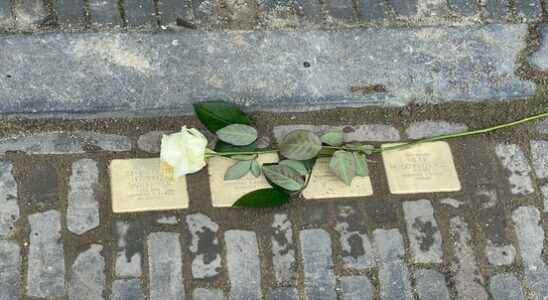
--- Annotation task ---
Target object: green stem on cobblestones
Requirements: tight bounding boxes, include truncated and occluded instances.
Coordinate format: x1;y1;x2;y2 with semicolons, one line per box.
208;111;548;158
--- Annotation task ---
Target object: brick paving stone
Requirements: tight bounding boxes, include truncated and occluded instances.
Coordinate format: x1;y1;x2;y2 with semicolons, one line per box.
357;0;386;21
485;0;509;20
335;206;376;270
387;0;417;17
26;162;58;210
485;240;516;266
192;0;216;21
495;144;534;195
516;0;542;21
225;230;262;299
402;200;443;264
295;0;321;18
272;213;296;284
373;229;412;300
67;159;100;235
89;0;121;26
27;210;66;298
185;213;221;279
55;0;86;25
0;131;131;154
447;0;478;16
449;216;489;300
300;229;337;300
417;0;449;17
156;214;178;224
0;0;13;30
0;26;535;115
326;0;354;19
542;185;548;212
158;0;190;25
14;0;49;30
535;120;548;134
123;0;156;27
270;287;298;300
273;124;400;144
193;288;224;300
68;245;105;300
489;273;525;300
0;240;20;300
415;269;450;300
512;206;548;299
0;161;18;238
340;276;374;300
531;140;548;179
137;130;169;153
147;232;184;300
112;279;145;300
531;25;548;70
405;120;468;139
115;221;142;277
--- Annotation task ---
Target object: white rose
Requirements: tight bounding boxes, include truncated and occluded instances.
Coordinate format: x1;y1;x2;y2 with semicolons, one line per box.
161;127;209;177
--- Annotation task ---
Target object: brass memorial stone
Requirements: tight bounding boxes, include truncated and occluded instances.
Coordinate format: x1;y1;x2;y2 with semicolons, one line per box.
208;153;279;207
382;141;461;194
303;157;374;199
110;158;189;213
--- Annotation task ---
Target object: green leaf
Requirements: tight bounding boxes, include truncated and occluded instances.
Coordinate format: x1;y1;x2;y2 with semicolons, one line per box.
251;160;261;177
232;154;258;161
347;143;375;155
353;152;369;177
279;130;322;160
320;130;344;146
193;101;251;133
262;165;305;191
224;160;252;180
214;141;256;154
233;188;290;208
216;124;258;146
329;150;356;186
279;160;309;176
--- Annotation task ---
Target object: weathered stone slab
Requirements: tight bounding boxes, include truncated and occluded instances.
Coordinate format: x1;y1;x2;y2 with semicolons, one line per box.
295;0;321;18
415;269;450;300
512;206;548;299
449;216;488;300
0;161;18;238
485;0;509;20
335;206;376;270
270;287;298;300
326;0;354;19
27;210;66;298
405;120;467;139
193;288;224;300
357;0;386;21
67;159;100;235
225;230;262;299
123;0;156;27
0;25;534;117
13;0;48;31
147;232;184;300
542;185;548;213
0;240;20;300
447;0;478;16
68;245;105;300
489;273;525;300
402;200;443;264
495;144;534;195
114;220;142;277
56;0;86;25
89;0;121;26
417;0;448;17
531;140;548;179
0;131;131;154
340;276;374;300
373;229;412;300
516;0;542;21
158;0;190;25
272;213;296;284
300;229;337;299
0;0;13;30
387;0;417;16
185;213;221;279
535;120;548;134
112;279;144;300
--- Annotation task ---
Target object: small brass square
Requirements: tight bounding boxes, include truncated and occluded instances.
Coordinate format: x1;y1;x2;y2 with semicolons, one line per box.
110;158;189;213
382;141;461;194
302;157;373;199
208;153;279;207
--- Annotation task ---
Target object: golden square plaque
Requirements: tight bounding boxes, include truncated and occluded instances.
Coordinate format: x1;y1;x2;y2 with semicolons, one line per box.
110;158;189;213
208;153;279;207
302;157;373;199
382;141;461;194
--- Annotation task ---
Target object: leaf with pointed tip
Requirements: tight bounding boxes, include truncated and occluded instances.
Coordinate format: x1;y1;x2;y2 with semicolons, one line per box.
279;160;309;176
233;188;290;208
321;130;344;146
224;160;252;180
262;165;305;191
279;130;322;160
217;124;258;146
251;160;261;177
214;140;257;154
353;152;369;177
329;150;356;185
193;101;251;132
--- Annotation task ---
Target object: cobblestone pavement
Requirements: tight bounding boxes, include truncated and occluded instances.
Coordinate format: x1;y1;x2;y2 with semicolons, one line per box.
0;102;545;299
